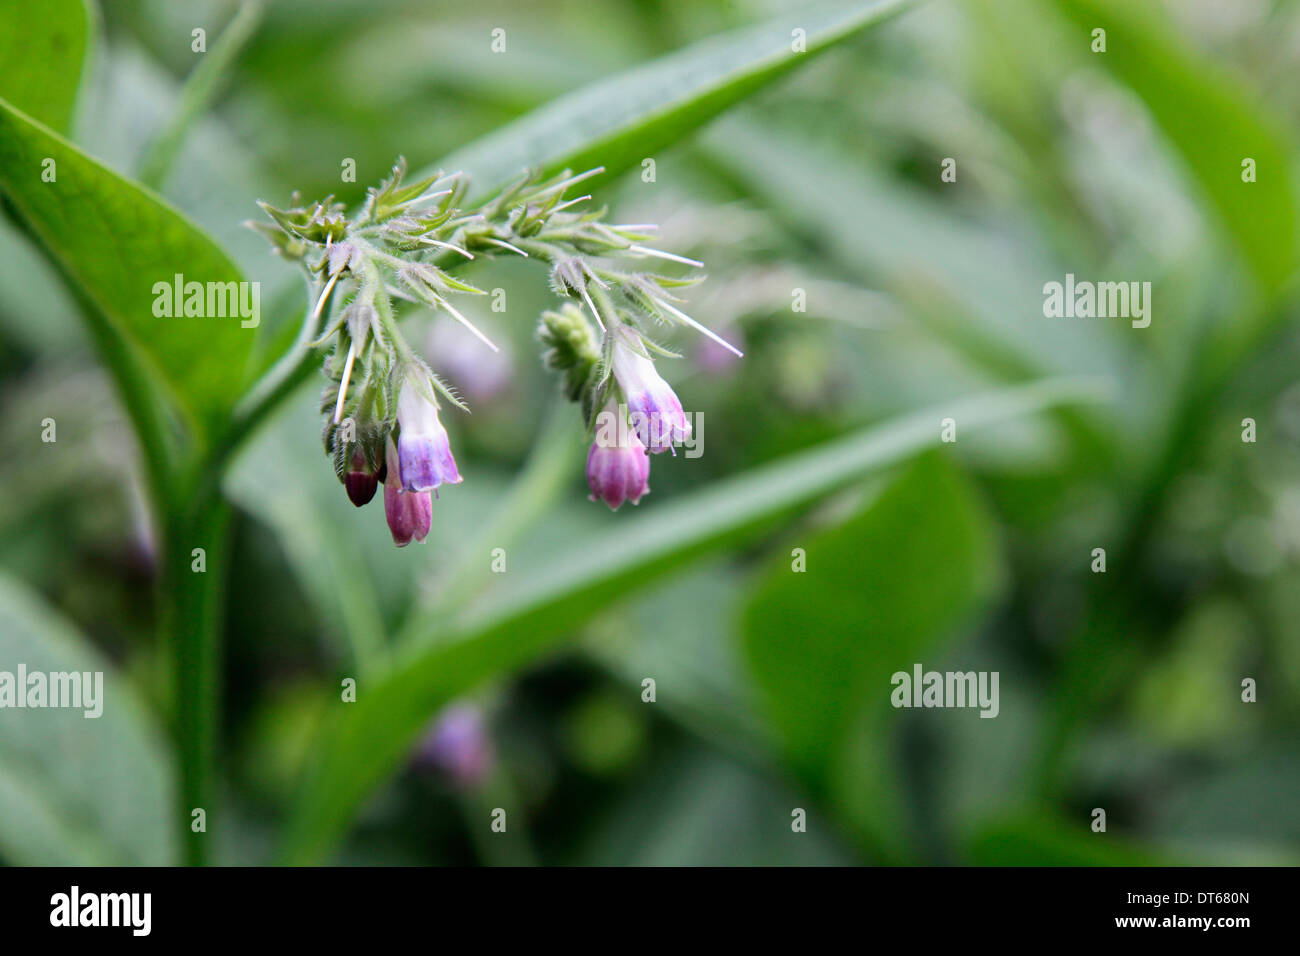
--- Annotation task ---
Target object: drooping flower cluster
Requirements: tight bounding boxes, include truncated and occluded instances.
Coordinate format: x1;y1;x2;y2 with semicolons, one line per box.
253;159;740;546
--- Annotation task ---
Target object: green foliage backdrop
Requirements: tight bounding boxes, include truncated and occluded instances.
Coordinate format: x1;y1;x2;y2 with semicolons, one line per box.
0;0;1296;866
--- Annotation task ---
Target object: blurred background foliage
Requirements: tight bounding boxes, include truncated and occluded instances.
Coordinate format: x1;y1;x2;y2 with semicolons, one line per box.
1;0;1298;865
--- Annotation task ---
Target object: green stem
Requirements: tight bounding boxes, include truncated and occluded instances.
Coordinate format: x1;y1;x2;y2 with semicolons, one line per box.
161;475;232;866
137;0;264;189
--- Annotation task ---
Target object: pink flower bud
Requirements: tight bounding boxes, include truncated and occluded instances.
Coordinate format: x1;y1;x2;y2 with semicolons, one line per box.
384;438;432;546
586;428;650;511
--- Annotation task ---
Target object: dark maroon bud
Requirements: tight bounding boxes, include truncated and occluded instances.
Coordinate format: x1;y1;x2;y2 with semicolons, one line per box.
344;448;379;507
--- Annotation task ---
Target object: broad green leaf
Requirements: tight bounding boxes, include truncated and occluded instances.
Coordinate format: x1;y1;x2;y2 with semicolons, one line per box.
280;377;1104;863
0;99;255;441
1055;0;1299;298
0;0;91;133
742;454;999;862
75;43;301;372
0;573;176;865
424;0;914;196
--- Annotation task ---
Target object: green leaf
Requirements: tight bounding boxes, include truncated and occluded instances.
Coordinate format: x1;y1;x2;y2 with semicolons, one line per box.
1056;0;1299;297
0;0;92;133
967;812;1181;866
0;99;255;443
280;377;1104;863
741;454;999;862
0;573;176;865
588;560;771;761
424;0;914;197
706;116;1127;387
1146;746;1300;863
573;747;857;866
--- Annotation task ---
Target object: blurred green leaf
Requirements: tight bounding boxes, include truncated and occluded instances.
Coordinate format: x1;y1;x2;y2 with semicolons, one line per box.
742;454;999;861
0;573;176;865
589;560;771;762
425;0;913;197
968;812;1179;866
1056;0;1299;299
573;747;856;866
280;377;1103;863
0;0;91;133
707;116;1129;389
0;99;255;442
1148;746;1300;863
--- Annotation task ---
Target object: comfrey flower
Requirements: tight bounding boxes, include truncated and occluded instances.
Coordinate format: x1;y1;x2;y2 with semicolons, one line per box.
255;161;741;542
610;327;690;453
394;372;462;492
587;405;651;510
383;436;432;546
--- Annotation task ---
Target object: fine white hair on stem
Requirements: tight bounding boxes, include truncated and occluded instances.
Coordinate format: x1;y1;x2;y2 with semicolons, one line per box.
414;235;474;259
312;269;342;322
581;286;606;332
627;244;704;269
483;237;529;257
333;337;358;423
436;296;500;353
656;298;743;357
405;187;453;208
539;167;605;197
550;195;591;214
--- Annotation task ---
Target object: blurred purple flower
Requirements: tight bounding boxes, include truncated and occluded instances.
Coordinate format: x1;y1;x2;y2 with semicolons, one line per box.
413;703;495;788
426;318;514;404
696;323;746;375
